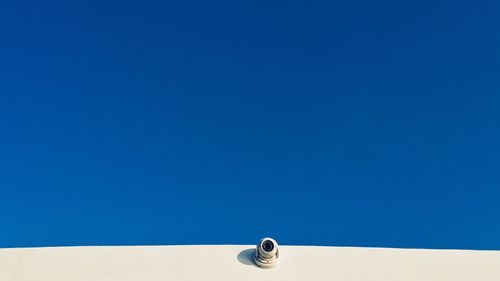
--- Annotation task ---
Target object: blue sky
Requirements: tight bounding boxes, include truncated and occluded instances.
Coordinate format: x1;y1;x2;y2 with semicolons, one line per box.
0;0;499;249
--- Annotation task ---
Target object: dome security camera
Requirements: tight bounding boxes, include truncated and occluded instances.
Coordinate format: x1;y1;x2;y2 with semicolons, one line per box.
254;238;279;268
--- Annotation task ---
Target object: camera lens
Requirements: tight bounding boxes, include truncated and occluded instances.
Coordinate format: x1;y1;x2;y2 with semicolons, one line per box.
262;240;274;252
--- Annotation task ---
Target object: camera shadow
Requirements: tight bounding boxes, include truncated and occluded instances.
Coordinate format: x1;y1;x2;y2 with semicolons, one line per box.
237;248;256;266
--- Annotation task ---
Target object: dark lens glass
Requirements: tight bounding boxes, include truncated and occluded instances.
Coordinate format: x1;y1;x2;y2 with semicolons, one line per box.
262;240;274;252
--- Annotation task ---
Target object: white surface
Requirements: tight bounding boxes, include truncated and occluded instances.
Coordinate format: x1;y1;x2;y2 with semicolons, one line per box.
0;245;499;280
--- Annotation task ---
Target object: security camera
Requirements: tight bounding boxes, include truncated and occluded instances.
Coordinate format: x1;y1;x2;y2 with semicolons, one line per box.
254;237;279;268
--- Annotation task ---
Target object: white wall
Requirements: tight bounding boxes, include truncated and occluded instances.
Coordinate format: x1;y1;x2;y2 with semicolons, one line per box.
1;245;499;280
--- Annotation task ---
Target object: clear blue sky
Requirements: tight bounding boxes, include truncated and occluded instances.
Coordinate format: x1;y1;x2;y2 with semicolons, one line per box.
1;0;499;249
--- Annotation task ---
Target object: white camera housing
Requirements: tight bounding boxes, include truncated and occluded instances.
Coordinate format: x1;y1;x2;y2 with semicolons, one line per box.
254;238;279;268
